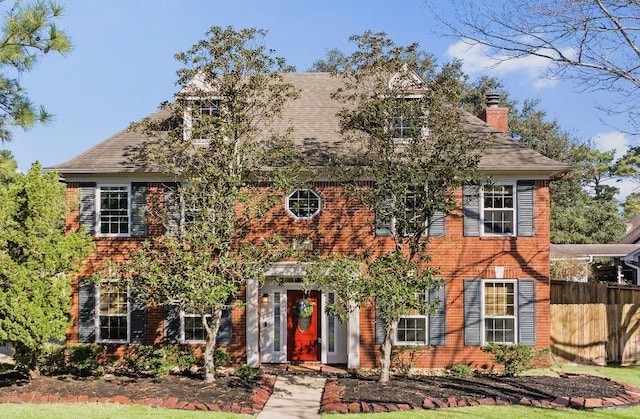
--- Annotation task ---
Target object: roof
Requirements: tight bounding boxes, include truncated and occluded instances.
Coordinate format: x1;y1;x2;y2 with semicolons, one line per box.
50;72;572;175
551;243;640;260
619;214;640;244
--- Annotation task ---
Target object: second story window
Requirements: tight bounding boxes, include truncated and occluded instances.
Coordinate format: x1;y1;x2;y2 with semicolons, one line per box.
98;185;129;236
287;189;321;220
483;184;515;235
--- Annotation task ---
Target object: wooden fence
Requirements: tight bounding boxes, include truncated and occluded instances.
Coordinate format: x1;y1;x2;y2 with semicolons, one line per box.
550;280;640;365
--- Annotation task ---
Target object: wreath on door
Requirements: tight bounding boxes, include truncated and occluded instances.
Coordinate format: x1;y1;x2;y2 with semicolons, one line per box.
294;298;314;319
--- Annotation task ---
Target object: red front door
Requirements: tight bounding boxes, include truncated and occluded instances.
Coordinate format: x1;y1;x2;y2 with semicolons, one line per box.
287;290;319;361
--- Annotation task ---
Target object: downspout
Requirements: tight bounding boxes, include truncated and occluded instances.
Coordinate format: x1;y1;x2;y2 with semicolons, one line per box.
622;257;640;286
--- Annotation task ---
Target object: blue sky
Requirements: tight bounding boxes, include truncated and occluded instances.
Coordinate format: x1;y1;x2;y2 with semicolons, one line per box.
4;0;635;198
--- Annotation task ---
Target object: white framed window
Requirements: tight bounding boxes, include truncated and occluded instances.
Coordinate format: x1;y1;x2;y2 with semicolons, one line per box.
96;280;129;343
391;97;429;143
394;292;428;345
286;189;321;220
482;184;515;235
482;280;517;344
181;307;210;343
97;185;130;236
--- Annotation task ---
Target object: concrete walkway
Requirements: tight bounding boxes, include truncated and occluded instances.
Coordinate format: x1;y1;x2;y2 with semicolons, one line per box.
258;375;326;419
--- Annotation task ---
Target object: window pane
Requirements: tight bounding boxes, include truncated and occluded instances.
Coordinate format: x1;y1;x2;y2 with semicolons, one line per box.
396;317;426;343
483;184;514;235
273;292;281;352
287;189;321;219
484;282;516;344
98;283;128;341
100;186;129;235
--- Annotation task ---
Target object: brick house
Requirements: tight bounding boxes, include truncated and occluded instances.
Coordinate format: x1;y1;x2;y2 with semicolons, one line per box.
51;72;571;369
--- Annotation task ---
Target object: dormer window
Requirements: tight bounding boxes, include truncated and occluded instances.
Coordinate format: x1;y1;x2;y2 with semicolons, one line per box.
392;97;428;143
184;99;221;144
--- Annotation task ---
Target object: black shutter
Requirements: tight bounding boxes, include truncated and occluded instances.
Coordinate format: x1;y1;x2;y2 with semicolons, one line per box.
464;279;482;345
428;284;446;346
463;185;481;236
79;183;96;235
517;181;535;237
216;305;232;345
130;183;148;237
78;282;96;343
375;298;385;345
130;298;147;344
163;305;180;344
518;279;536;345
164;183;181;236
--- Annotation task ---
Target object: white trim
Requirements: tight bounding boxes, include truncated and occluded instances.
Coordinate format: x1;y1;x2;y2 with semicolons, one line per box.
246;278;260;368
480;182;517;237
481;279;518;345
96;184;131;237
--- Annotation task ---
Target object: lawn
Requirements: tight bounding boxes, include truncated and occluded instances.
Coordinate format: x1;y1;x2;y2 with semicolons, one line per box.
0;403;249;418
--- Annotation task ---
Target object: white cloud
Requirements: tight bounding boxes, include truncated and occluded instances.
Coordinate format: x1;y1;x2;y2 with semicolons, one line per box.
445;40;571;89
594;131;630;160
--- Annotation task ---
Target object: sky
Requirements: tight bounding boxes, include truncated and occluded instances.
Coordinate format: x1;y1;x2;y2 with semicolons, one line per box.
4;0;637;201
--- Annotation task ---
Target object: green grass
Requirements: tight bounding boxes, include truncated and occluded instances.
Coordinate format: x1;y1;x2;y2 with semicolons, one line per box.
322;365;640;418
0;403;250;418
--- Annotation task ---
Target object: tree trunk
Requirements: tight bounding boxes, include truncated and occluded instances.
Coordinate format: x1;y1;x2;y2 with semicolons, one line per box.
203;309;222;383
379;321;396;383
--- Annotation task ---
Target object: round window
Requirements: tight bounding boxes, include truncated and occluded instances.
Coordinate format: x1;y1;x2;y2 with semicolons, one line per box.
287;189;321;219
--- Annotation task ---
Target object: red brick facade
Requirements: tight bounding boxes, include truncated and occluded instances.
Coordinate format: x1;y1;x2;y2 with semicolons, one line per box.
65;179;552;369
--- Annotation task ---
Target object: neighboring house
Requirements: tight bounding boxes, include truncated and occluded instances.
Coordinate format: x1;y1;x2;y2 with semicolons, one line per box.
51;72;571;370
550;244;640;283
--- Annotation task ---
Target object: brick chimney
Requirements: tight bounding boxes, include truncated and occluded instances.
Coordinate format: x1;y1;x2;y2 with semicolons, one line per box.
481;93;509;135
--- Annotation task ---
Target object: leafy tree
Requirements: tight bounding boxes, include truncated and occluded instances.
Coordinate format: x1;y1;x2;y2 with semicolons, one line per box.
623;192;640;219
0;163;94;373
430;0;640;132
108;26;300;383
0;1;71;142
306;31;484;383
0;148;17;182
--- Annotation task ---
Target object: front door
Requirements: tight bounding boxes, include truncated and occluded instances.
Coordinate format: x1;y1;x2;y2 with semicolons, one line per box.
287;290;319;361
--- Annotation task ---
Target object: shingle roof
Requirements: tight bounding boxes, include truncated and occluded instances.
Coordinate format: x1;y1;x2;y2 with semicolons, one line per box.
550;243;640;260
50;72;572;175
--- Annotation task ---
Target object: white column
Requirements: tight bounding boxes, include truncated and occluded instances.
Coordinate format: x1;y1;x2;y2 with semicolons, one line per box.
347;302;360;369
246;277;260;368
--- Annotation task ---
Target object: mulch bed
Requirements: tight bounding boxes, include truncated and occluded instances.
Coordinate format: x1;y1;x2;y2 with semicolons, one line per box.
0;370;274;413
321;373;640;413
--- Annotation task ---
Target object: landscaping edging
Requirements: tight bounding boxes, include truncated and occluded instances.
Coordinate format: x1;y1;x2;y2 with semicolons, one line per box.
0;374;275;413
320;377;640;413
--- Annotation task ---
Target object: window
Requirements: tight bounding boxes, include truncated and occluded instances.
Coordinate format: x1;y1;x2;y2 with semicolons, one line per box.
391;98;428;142
182;307;209;343
395;292;428;345
483;185;515;235
98;185;129;235
286;189;321;219
376;191;445;237
273;292;281;352
197;100;220;117
97;281;129;342
483;281;516;344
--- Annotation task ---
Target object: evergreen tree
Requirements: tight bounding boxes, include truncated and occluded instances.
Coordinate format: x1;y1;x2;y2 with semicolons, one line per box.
0;163;94;372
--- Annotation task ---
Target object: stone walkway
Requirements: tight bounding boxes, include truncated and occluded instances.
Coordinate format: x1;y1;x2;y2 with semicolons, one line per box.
258;375;325;418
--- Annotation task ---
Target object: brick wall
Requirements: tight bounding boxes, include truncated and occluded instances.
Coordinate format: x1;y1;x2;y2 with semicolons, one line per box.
65;180;552;369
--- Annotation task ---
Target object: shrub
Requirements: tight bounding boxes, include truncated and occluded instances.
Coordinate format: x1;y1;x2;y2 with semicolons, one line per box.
214;347;229;370
119;345;197;377
482;343;548;377
391;346;420;377
37;343;67;374
235;364;256;380
448;364;473;377
67;344;104;375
